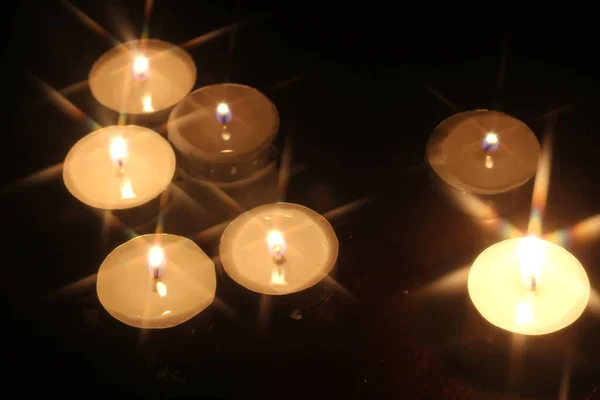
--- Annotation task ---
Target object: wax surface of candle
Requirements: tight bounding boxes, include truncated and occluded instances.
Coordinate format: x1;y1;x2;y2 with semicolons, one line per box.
468;237;590;335
97;234;216;329
168;83;279;162
63;125;175;210
220;202;338;295
89;39;196;114
427;110;540;194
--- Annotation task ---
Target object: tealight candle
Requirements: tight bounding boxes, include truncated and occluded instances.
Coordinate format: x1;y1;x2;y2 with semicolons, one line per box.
219;202;339;295
168;83;279;182
63;125;175;210
468;236;590;335
89;39;196;114
97;233;216;329
426;110;541;217
427;110;541;194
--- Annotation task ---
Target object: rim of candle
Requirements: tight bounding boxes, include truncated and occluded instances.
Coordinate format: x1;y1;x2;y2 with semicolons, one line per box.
426;110;541;195
62;125;176;210
168;83;280;163
468;237;591;335
97;233;216;329
177;159;277;189
89;38;196;114
219;202;339;295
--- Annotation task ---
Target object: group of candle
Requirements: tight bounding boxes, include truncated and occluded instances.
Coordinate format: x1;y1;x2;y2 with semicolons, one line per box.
63;39;338;329
60;39;591;335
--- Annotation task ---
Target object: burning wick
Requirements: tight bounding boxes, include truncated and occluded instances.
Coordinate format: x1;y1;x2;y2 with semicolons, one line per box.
148;245;167;296
482;132;499;152
530;275;537;292
216;102;232;125
133;55;150;80
267;230;286;264
518;236;544;295
110;136;127;177
216;102;232;141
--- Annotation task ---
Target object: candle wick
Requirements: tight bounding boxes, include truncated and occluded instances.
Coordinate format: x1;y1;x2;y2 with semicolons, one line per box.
272;244;286;265
530;275;537;292
116;160;125;177
151;268;163;294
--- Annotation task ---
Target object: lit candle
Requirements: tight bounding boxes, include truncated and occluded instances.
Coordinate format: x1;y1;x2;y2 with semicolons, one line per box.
63;125;175;209
427;110;540;195
97;233;216;329
89;39;196;114
168;83;279;181
219;202;339;295
467;236;590;335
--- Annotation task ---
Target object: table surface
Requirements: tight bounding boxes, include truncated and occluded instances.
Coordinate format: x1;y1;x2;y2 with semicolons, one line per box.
4;2;600;399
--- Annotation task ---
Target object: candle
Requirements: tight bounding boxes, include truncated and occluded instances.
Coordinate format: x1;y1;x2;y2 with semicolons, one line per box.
89;39;196;114
219;202;339;295
97;233;216;328
167;83;279;182
467;236;590;335
427;110;540;195
63;125;175;209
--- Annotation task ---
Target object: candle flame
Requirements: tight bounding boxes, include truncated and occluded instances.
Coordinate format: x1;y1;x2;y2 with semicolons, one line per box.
110;136;127;166
485;132;498;145
216;102;232;125
133;55;149;78
517;236;545;290
516;298;534;324
217;102;230;116
483;132;500;152
148;245;165;268
142;94;154;112
119;179;136;199
267;230;286;258
485;155;494;169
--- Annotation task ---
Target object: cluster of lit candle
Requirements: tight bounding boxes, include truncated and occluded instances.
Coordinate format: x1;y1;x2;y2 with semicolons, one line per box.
62;39;338;329
427;110;590;335
59;38;592;336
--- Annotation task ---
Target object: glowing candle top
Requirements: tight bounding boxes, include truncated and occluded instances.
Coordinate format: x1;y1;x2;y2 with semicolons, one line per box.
97;234;216;329
468;237;590;335
219;202;338;295
168;83;279;162
89;39;196;114
427;110;540;195
63;125;175;210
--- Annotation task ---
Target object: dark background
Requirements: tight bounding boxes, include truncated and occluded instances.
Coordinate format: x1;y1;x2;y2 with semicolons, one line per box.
2;2;599;399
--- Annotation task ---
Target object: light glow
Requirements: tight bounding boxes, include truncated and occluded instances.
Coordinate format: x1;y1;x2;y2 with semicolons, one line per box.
133;55;149;78
109;136;127;166
142;94;154;112
266;230;286;259
517;236;545;290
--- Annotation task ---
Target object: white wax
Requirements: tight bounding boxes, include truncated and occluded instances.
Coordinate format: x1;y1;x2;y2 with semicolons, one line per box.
219;203;339;295
97;234;216;329
468;238;590;335
427;110;540;194
63;125;175;210
89;39;196;114
168;83;279;162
